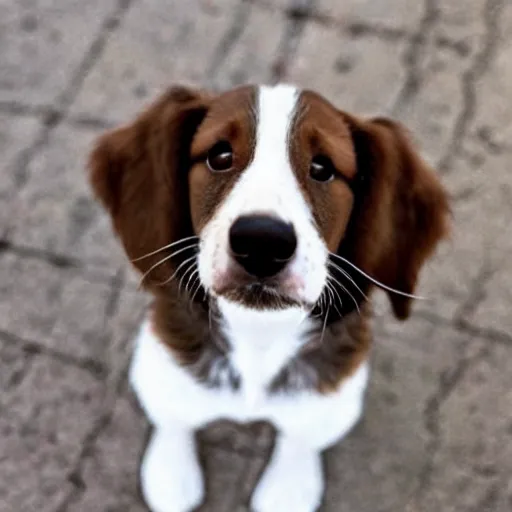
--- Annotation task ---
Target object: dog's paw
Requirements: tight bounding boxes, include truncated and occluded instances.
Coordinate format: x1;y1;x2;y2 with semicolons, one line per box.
251;437;323;512
141;429;204;512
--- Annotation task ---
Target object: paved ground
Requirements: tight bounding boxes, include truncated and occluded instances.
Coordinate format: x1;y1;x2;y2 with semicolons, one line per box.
1;0;512;510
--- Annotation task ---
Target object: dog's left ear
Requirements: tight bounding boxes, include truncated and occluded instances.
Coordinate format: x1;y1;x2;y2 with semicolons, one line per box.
88;86;210;286
343;116;451;319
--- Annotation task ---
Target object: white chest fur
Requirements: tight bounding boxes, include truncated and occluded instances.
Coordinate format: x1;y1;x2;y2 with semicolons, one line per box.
218;299;312;405
129;306;368;450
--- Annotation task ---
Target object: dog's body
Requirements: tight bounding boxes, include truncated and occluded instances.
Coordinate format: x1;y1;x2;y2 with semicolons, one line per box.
131;309;368;511
89;85;449;512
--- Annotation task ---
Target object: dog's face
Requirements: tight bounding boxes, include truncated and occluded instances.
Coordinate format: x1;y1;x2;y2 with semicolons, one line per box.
89;85;449;319
190;86;357;310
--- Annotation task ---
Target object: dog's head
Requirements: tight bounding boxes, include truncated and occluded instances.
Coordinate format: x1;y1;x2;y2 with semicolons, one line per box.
89;85;449;319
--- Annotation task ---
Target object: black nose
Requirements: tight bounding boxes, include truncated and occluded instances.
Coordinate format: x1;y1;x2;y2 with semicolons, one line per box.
229;215;297;278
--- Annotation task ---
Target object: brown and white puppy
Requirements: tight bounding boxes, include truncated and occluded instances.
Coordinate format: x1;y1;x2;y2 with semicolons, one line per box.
89;84;449;512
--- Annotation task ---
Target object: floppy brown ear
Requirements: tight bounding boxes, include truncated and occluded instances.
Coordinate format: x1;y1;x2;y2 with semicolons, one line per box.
344;116;450;319
88;86;210;286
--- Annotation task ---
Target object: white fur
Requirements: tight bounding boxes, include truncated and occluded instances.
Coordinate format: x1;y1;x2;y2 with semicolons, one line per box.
141;427;204;512
130;318;369;512
217;298;310;406
198;85;328;306
130;85;369;512
252;434;324;512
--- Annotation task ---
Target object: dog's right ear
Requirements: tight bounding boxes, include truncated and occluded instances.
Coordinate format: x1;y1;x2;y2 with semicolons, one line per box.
88;86;210;285
342;115;450;319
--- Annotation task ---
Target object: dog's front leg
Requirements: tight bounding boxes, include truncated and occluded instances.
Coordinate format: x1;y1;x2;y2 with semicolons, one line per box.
251;434;324;512
140;424;204;512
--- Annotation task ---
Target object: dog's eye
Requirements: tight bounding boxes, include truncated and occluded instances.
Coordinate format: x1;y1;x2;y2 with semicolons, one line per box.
310;155;335;183
207;141;233;172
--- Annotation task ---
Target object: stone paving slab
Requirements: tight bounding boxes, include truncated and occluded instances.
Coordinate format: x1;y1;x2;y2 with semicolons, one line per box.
313;0;423;31
0;0;118;107
286;24;408;117
0;333;105;512
410;341;512;511
105;288;151;380
208;3;286;91
320;317;469;511
69;0;237;123
435;0;489;54
63;391;150;512
0;252;114;361
8;124;126;277
69;0;286;124
0;114;42;235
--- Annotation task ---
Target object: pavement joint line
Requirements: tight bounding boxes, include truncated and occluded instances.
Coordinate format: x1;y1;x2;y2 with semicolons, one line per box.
469;481;501;512
207;0;252;85
54;405;118;512
55;0;137;113
3;348;37;392
268;0;316;82
455;318;512;346
7;0;136;193
105;269;126;319
252;0;483;61
391;0;440;118
0;101;59;119
454;259;496;323
0;329;107;379
53;302;148;512
0;103;117;132
438;0;505;174
247;0;473;86
64;114;117;131
254;0;410;39
0;240;124;283
414;309;512;346
405;340;485;509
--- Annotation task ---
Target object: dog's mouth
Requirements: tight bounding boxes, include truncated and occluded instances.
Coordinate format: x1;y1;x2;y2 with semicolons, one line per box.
215;280;303;310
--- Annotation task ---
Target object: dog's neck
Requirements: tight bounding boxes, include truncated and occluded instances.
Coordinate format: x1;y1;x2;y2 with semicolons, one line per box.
216;298;313;403
150;285;372;395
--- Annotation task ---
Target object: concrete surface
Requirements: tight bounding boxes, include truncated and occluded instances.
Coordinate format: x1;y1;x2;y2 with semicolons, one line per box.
1;0;511;510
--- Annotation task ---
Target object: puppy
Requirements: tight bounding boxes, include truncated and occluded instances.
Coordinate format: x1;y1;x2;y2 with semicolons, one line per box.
89;84;449;512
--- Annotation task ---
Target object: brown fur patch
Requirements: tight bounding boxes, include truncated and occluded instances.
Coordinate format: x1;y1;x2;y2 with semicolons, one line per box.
338;115;450;319
89;86;210;286
289;90;358;253
189;86;258;232
271;304;372;394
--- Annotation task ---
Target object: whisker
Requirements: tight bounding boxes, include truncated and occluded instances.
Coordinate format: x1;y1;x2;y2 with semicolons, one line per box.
329;252;428;300
185;270;199;307
326;277;345;314
161;254;197;288
138;244;198;287
328;273;360;315
131;235;199;262
177;258;198;294
328;260;370;302
325;280;344;318
185;267;199;295
320;288;328;312
190;273;204;304
312;291;326;319
319;292;330;345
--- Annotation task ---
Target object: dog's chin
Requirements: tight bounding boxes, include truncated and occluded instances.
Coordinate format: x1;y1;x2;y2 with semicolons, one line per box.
216;282;303;311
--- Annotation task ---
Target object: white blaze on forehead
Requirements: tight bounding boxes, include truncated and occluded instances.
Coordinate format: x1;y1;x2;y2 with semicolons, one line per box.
223;84;305;220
